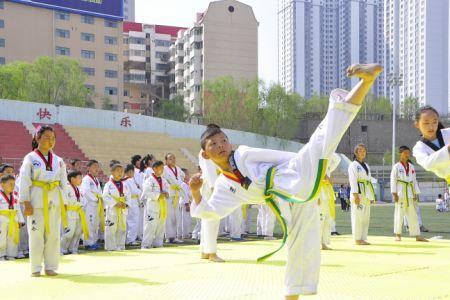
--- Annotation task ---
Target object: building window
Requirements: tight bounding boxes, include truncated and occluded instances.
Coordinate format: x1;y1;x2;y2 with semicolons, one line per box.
193;41;203;49
129;37;145;44
155;63;166;71
104;53;118;61
155;39;171;47
83;67;95;76
361;125;368;133
155;51;168;60
55;28;70;38
55;11;70;21
104;36;117;45
0;38;4;47
55;46;70;56
105;70;118;78
124;90;129;96
81;50;95;59
0;57;4;65
0;20;4;28
104;87;118;95
85;84;95;92
0;1;4;9
81;15;94;24
130;49;145;56
104;20;118;28
81;32;95;42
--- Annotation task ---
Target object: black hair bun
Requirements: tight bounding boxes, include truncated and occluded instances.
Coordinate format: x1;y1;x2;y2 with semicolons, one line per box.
206;123;221;129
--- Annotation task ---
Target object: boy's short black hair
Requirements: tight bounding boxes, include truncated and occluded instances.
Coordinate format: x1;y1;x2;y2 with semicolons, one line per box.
131;155;141;166
67;170;82;182
0;164;14;173
152;160;164;169
181;168;188;173
398;145;410;153
200;124;227;150
124;164;135;173
0;174;15;184
110;163;123;172
86;159;99;167
109;160;121;168
70;158;81;166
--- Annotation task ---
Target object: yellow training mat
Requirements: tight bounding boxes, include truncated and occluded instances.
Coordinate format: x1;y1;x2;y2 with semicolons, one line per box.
1;235;450;299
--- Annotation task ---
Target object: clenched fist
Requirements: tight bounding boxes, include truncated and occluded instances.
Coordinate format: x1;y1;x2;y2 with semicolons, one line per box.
189;173;204;193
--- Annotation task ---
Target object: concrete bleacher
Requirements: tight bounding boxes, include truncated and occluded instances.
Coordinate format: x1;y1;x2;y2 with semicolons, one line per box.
63;125;200;175
0;120;33;170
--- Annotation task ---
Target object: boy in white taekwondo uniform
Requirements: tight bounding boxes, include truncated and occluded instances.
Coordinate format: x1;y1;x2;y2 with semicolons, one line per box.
180;168;193;239
197;152;225;262
190;64;383;299
348;144;375;245
103;164;130;251
123;164;142;245
318;153;341;250
390;146;428;242
19;126;69;277
81;160;103;250
413;106;450;192
141;161;169;248
163;154;185;243
61;171;89;254
0;174;25;260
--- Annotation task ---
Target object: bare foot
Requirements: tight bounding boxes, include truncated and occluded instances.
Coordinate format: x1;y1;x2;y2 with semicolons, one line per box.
31;272;41;277
395;235;401;241
416;236;429;242
200;253;209;259
356;240;371;245
346;63;383;82
321;244;332;250
285;295;299;300
208;253;225;263
44;270;58;276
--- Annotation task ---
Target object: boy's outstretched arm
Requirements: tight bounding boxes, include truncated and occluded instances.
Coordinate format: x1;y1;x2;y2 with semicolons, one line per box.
345;63;383;106
189;173;203;205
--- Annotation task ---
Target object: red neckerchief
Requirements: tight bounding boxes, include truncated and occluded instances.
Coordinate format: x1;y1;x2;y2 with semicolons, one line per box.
0;190;14;209
168;166;178;180
152;174;163;192
110;178;124;196
401;161;410;176
221;171;241;184
88;174;99;187
34;149;53;171
71;184;81;202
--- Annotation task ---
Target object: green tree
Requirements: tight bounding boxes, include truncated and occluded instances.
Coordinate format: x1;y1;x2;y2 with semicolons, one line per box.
400;96;419;120
0;56;91;107
203;76;261;132
156;95;188;122
0;61;31;100
259;84;303;139
101;95;113;110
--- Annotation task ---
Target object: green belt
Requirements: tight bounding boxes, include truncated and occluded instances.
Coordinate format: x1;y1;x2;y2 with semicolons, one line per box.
257;159;328;263
397;180;415;207
357;179;376;203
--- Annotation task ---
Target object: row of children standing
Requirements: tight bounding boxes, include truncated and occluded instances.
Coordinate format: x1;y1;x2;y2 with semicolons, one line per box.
0;125;193;276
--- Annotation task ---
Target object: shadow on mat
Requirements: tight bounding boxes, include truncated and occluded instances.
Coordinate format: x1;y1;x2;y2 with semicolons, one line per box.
332;248;433;255
50;274;164;286
370;243;447;249
226;259;345;269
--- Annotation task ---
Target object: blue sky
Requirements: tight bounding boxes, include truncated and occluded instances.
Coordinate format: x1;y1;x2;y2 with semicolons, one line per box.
136;0;278;85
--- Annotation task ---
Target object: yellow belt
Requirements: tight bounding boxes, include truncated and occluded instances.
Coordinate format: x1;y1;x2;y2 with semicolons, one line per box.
357;179;376;203
111;196;126;231
131;195;139;199
170;184;181;208
158;195;167;220
397;180;415;207
93;193;105;232
242;204;248;220
0;210;19;244
31;180;68;234
447;177;450;191
66;205;90;240
322;181;336;219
